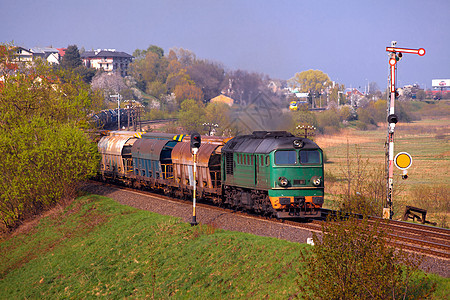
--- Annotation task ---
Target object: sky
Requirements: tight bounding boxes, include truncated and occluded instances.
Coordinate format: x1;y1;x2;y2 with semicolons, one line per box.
1;0;449;91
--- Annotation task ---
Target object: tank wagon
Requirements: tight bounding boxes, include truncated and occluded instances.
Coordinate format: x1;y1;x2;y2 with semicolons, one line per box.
97;130;324;219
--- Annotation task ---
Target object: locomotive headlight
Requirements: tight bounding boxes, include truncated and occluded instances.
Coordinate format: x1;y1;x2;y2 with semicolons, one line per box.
311;176;322;186
293;140;303;148
278;177;289;187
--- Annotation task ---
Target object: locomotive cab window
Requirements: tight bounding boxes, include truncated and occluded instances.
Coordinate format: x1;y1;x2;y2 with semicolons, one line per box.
299;150;321;165
275;150;297;165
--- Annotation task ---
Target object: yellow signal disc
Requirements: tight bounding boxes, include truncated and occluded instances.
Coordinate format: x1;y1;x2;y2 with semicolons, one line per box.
394;152;412;170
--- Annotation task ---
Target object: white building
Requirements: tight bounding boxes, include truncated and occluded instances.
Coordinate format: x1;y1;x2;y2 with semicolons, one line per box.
29;47;61;65
81;49;133;76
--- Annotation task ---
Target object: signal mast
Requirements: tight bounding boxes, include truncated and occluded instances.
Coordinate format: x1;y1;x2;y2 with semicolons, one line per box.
384;41;425;219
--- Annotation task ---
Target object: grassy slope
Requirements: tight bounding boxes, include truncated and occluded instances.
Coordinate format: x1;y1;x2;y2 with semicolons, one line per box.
0;195;307;299
0;195;448;299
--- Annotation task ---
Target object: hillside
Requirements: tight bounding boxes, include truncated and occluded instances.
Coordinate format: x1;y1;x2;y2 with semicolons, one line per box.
1;195;449;299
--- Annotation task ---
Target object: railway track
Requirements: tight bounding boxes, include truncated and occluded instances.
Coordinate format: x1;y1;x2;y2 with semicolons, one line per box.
377;219;450;259
87;180;449;259
139;118;177;126
321;208;450;259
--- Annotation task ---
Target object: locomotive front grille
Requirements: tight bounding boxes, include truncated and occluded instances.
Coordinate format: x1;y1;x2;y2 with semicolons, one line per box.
293;179;306;185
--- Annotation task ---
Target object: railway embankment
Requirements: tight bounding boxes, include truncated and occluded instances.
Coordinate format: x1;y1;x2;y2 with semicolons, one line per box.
0;185;448;299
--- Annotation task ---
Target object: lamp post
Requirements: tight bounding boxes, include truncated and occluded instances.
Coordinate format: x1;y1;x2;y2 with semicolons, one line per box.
296;125;316;138
202;123;218;136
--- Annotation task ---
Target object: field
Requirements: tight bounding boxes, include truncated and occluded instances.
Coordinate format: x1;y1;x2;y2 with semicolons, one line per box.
317;113;449;226
0;195;448;299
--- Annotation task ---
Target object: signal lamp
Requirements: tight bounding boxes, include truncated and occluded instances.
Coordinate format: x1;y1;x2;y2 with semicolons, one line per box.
402;170;408;180
396;52;403;61
388;114;398;124
190;132;201;149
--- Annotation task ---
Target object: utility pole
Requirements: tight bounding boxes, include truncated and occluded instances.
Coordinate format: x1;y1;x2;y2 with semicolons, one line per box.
110;93;121;130
384;42;425;219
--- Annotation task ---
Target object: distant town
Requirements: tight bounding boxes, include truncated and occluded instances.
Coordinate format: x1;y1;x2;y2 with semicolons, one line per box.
5;45;449;110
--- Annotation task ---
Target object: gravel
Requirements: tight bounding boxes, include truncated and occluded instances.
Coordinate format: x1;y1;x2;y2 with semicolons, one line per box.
81;182;449;278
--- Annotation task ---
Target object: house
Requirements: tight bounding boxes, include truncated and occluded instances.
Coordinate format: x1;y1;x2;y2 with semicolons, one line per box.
29;47;61;64
12;47;33;63
57;48;66;58
81;49;133;76
345;88;364;107
210;94;234;107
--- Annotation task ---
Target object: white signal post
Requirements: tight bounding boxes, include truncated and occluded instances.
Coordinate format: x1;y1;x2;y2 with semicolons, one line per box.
384;42;425;219
191;147;198;226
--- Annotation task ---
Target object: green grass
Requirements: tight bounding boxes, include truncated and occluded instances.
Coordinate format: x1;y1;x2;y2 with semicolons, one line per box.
0;195;308;299
1;195;448;299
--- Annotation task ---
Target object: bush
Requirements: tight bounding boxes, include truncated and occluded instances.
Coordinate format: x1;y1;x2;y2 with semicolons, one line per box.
297;216;435;299
337;145;387;217
0;61;100;230
410;184;449;217
316;108;341;133
355;120;368;130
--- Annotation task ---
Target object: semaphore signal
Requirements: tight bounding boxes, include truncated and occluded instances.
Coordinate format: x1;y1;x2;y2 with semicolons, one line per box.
386;47;426;56
384;41;425;220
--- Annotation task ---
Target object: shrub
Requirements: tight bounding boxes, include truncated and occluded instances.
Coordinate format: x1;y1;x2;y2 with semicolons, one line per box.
315;108;341;133
410;184;449;214
337;145;387;217
297;216;435;299
0;60;100;230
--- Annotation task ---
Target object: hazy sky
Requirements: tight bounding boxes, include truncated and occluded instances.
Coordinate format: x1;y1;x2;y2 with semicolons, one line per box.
2;0;449;90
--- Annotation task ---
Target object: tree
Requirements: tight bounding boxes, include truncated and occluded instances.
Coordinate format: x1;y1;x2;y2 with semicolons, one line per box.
129;49;168;93
204;102;232;136
174;83;204;105
59;45;96;84
91;71;128;96
146;80;167;99
0;61;101;230
178;99;206;133
187;59;226;101
60;45;82;69
0;43;20;78
133;45;164;60
289;69;331;94
169;47;196;67
226;70;265;105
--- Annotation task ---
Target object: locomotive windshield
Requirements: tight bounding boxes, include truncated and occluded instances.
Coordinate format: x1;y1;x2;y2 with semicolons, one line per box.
275;150;297;165
299;150;321;165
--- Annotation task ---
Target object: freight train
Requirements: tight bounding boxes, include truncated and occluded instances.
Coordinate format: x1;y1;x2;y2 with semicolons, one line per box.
97;130;324;219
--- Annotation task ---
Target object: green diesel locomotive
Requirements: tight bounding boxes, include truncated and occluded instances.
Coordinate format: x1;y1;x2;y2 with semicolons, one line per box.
222;131;324;218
